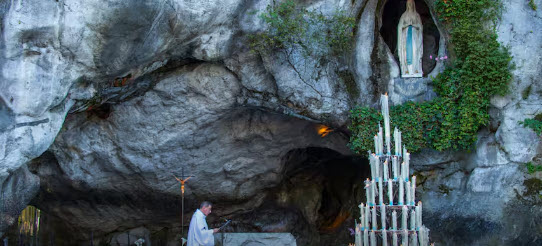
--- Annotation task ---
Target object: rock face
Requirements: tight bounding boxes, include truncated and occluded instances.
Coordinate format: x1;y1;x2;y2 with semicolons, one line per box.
0;0;541;245
26;62;355;244
0;0;357;240
410;0;542;245
0;165;39;236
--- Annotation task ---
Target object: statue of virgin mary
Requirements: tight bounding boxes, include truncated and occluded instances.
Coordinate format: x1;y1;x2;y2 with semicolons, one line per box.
398;0;423;77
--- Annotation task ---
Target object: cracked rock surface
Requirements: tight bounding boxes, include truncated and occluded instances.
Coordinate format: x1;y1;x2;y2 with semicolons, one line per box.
0;0;541;245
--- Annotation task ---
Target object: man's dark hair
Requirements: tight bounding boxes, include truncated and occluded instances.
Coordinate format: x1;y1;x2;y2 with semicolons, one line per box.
200;201;212;208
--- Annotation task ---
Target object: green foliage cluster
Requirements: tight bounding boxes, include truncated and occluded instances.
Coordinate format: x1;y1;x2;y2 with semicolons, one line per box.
349;0;513;155
526;162;542;174
520;116;542;136
248;0;355;58
529;0;538;11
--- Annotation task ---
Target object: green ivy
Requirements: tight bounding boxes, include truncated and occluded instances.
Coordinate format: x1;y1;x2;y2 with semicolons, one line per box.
526;162;542;174
248;0;355;58
529;0;537;11
520;118;542;136
349;0;513;155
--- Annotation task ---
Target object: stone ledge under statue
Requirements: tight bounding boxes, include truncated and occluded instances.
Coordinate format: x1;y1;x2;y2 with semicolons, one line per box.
214;233;297;246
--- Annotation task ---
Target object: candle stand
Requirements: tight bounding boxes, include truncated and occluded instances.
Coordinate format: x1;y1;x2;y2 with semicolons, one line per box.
354;94;431;246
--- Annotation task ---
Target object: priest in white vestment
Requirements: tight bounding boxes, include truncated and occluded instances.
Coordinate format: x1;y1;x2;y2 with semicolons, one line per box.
187;201;218;246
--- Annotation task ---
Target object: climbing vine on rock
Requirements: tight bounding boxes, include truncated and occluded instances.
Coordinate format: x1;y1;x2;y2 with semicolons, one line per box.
520;114;542;136
249;0;355;59
349;0;513;155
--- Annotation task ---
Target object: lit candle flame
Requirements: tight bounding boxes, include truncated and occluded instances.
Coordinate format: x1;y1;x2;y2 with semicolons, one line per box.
316;125;333;137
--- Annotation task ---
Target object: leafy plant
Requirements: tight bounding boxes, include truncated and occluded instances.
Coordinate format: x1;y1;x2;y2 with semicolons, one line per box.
249;0;355;58
529;0;537;11
526;162;542;174
349;0;513;155
520;117;542;136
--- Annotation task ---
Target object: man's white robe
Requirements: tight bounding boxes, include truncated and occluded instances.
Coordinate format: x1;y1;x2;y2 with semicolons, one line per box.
187;209;214;246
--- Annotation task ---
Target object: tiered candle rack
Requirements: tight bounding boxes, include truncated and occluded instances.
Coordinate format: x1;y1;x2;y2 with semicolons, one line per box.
353;94;430;246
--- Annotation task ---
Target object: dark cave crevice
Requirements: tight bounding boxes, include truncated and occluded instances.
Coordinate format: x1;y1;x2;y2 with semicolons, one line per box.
271;147;370;245
3;146;370;246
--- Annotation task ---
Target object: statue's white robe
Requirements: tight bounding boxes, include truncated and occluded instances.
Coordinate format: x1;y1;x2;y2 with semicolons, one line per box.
187;209;214;246
397;0;423;78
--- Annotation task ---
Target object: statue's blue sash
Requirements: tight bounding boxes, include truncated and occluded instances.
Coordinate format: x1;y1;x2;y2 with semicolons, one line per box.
406;25;413;65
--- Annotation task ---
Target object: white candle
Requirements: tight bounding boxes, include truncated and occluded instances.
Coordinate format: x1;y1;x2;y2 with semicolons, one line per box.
405;152;410;181
382;229;388;246
418;228;424;246
370;230;377;246
393;127;401;155
381;94;391;152
355;223;362;246
392;157;398;180
368;181;373;207
378;177;384;205
388;179;393;205
393;232;398;246
379;125;384;155
393;127;398;155
402;229;409;246
375;156;380;181
374;135;378;155
411;232;418;246
392;211;397;230
372;206;377;230
383;159;389;181
400;162;405;182
381;204;386;230
359;203;364;229
399;179;404;205
412;176;417;206
416;202;422;230
370;155;376;181
419;226;429;246
365;183;371;204
365;205;370;229
402;206;408;230
405;181;412;206
406;181;411;206
410;210;416;230
371;180;376;206
364;229;369;246
398;131;402;156
361;214;365;232
386;134;391;155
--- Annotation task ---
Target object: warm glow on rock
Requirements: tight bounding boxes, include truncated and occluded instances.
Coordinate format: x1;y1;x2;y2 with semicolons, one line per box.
316;125;333;137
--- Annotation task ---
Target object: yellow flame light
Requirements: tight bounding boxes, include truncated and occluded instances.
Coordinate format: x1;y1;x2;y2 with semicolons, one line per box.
316;125;333;137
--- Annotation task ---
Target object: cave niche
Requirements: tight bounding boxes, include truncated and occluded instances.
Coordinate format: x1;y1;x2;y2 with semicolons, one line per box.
270;147;370;246
380;0;440;76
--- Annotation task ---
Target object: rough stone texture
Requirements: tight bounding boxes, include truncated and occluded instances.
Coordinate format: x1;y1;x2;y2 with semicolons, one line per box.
353;0;379;105
23;63;351;243
0;0;541;245
108;227;151;246
0;165;39;237
494;0;542;164
0;0;359;237
410;0;542;244
215;233;296;246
